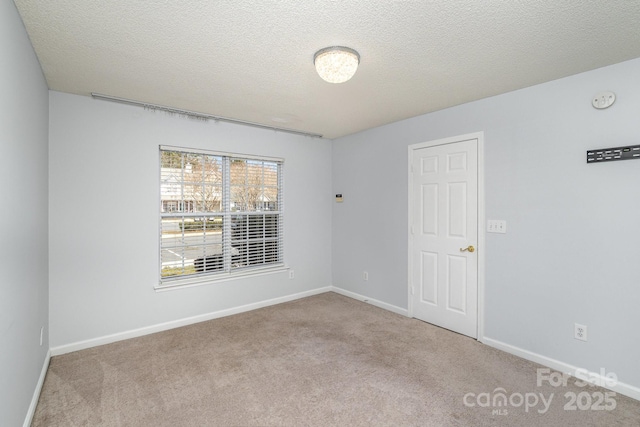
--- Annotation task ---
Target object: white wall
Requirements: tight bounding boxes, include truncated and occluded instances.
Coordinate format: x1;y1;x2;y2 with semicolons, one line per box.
49;92;332;348
333;58;640;390
0;2;50;426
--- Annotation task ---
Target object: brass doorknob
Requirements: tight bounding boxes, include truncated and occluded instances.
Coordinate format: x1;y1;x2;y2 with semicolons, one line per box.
460;245;475;253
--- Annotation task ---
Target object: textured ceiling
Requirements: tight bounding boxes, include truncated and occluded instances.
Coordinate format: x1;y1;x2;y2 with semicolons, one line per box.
13;0;640;139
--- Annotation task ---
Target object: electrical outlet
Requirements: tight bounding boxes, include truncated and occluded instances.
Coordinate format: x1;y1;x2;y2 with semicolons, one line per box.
288;270;294;279
574;323;587;341
363;271;368;281
40;327;44;346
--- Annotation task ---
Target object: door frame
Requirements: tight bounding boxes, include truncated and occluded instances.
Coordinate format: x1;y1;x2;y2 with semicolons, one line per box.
407;131;486;342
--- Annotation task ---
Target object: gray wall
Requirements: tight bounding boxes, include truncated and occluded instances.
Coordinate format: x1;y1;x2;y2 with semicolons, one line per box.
48;92;333;348
7;0;640;418
0;2;50;426
333;58;640;390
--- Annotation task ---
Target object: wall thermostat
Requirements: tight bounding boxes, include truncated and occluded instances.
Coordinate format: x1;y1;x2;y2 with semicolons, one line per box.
592;91;615;109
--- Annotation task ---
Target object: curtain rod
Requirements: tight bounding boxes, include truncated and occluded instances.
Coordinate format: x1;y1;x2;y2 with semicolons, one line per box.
90;93;323;139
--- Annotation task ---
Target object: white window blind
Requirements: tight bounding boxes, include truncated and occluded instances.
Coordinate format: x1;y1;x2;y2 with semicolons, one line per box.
159;147;283;286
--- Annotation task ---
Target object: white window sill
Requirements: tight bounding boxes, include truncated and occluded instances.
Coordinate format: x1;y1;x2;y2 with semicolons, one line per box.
155;264;289;292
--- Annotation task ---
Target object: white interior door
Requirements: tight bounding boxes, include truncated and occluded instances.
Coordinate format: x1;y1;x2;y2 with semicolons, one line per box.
410;137;478;338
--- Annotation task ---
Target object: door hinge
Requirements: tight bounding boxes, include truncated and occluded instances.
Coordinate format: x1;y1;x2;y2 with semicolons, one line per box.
411;225;415;235
411;286;415;295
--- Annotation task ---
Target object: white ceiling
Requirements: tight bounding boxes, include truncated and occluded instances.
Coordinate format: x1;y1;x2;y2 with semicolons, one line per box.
14;0;640;139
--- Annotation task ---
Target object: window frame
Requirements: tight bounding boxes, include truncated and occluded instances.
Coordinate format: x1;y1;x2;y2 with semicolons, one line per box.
157;145;285;290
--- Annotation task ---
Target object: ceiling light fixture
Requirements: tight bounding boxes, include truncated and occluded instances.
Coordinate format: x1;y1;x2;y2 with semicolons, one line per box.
314;46;360;84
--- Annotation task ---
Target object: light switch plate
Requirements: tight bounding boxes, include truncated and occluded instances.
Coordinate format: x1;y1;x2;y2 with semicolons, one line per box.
487;220;507;233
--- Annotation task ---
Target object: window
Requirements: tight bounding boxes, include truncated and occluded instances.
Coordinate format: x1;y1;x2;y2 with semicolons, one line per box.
159;146;283;286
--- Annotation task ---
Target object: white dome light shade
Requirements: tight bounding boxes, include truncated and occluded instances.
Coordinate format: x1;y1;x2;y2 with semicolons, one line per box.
314;46;360;84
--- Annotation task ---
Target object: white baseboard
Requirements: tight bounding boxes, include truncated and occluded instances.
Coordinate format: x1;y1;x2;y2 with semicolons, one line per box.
23;349;51;427
51;286;332;356
482;336;640;401
330;286;409;317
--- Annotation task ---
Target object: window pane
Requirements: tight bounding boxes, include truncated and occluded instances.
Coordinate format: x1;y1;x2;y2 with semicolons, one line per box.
248;215;264;239
162;152;222;215
248;241;264;265
230;185;247;211
161;248;193;277
161;150;183;169
229;160;279;212
193;252;224;272
264;215;278;238
263;163;278;186
161;166;184;212
264;240;279;263
229;213;280;270
230;242;246;268
182;184;222;213
200;185;222;212
231;214;247;240
160;149;282;283
161;218;183;247
199;155;222;184
230;159;247;185
161;215;223;278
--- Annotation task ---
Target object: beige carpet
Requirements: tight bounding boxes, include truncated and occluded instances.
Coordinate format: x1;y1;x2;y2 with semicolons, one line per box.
33;292;640;426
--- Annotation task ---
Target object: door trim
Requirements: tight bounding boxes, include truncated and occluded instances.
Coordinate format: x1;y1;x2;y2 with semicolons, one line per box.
408;132;485;342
